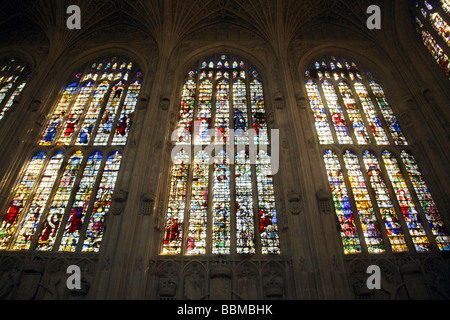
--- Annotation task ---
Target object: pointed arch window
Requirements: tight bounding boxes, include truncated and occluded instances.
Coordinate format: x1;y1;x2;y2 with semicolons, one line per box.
0;58;30;121
413;0;450;78
0;56;142;252
162;54;280;255
305;57;450;254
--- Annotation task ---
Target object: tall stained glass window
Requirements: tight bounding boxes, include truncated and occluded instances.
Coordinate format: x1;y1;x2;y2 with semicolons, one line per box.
306;57;450;254
162;54;280;255
0;58;30;122
0;56;141;252
413;1;450;79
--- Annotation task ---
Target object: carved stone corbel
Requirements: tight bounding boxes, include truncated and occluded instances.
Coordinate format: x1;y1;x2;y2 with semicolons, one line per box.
112;189;128;215
287;191;302;215
316;189;332;214
29;99;42;112
141;193;155;216
159;96;171;110
137;96;148;110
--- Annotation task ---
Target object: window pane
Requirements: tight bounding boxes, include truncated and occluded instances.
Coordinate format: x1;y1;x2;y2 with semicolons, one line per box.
212;151;231;254
236;151;255;254
382;151;431;252
354;82;390;145
306;80;334;144
59;152;103;252
94;82;126;145
40;82;79;145
257;151;280;254
112;80;141;145
370;81;408;146
186;151;209;255
57;81;96;145
363;151;408;252
37;151;83;251
343;150;384;253
0;151;46;249
162;150;189;254
215;80;230;144
401;151;450;251
323;150;361;254
322;81;352;144
337;81;371;144
75;81;110;145
82;151;123;252
13;152;65;250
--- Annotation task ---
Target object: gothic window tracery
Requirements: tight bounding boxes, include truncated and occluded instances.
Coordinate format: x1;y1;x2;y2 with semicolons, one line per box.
0;56;141;252
162;54;280;255
306;57;450;254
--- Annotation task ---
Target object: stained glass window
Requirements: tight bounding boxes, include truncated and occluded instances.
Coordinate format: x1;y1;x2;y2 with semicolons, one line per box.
0;56;140;253
413;1;450;78
0;59;30;121
162;54;280;255
307;57;448;254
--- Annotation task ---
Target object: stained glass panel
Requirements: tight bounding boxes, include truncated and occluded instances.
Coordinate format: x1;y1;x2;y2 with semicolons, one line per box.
162;150;190;254
75;81;110;145
0;151;46;249
174;79;196;144
236;151;255;254
382;151;431;252
112;80;141;145
40;82;79;145
83;151;123;252
13;152;65;250
323;150;361;254
343;150;384;253
430;12;450;46
37;151;83;251
337;81;371;144
212;151;231;254
59;151;103;252
305;80;334;144
250;80;269;145
196;79;213;145
401;151;450;250
322;81;353;144
354;82;390;145
256;151;280;254
94;82;125;145
186;151;209;255
370;82;408;145
215;80;230;144
0;82;26;121
233;79;249;144
363;151;408;252
0;59;29;121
